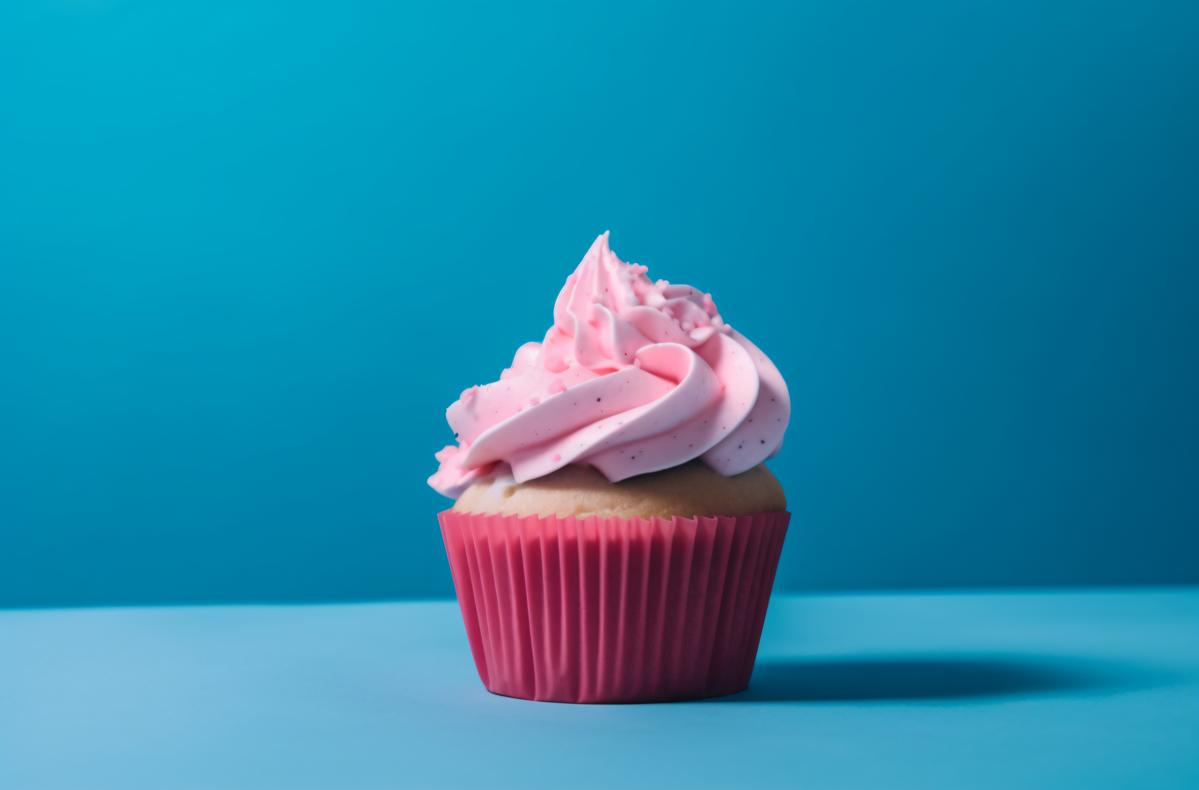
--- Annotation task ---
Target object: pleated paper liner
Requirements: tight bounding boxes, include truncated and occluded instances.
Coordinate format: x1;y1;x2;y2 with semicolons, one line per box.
439;510;790;703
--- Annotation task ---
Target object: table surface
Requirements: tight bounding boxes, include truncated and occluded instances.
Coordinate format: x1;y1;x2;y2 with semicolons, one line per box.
2;589;1196;790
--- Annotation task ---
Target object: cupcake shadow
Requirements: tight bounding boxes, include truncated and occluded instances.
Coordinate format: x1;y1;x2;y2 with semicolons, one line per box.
724;653;1159;703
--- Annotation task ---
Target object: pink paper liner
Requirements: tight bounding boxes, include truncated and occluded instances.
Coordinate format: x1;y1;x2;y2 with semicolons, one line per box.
439;510;790;703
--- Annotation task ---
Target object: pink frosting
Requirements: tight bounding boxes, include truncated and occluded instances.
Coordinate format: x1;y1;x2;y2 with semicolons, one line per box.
428;233;790;498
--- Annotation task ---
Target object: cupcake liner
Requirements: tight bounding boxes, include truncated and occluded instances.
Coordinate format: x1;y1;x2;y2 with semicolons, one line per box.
438;510;790;703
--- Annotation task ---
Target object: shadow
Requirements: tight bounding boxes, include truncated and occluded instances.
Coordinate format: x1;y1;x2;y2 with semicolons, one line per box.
727;654;1155;703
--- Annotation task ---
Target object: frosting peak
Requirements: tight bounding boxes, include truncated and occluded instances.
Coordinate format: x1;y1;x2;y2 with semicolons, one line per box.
429;233;789;498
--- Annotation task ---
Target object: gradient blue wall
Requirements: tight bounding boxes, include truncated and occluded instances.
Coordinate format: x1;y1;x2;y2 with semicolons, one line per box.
2;1;1197;607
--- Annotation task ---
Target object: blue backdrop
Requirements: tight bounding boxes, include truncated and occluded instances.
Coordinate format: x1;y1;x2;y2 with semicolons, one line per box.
2;1;1196;607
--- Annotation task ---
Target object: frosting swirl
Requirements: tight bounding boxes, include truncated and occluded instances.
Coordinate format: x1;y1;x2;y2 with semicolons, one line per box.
428;233;789;498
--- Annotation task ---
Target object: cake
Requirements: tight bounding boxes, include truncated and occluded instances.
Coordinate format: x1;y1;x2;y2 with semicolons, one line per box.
430;232;791;702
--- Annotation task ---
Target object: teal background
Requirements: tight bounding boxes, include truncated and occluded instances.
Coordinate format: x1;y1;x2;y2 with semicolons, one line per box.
1;0;1196;607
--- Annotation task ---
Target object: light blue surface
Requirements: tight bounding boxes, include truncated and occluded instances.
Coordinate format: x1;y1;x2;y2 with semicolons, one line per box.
3;1;1199;606
2;589;1196;789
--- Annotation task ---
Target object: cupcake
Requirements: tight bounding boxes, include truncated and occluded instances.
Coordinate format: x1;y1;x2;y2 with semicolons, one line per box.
430;233;791;703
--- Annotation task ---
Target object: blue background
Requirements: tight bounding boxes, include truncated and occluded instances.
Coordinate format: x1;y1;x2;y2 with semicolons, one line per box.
2;0;1196;607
